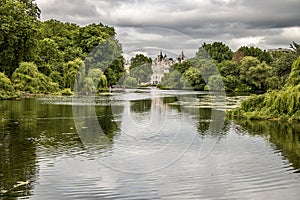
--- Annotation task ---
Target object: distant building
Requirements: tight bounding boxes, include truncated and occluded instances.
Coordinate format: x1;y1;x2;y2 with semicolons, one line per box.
151;51;187;85
267;48;292;53
124;60;130;73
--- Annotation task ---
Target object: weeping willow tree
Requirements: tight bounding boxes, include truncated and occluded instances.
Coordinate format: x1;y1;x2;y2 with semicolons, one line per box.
12;62;59;94
228;56;300;121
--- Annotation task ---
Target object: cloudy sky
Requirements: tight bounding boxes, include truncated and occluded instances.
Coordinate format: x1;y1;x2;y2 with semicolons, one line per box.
36;0;300;59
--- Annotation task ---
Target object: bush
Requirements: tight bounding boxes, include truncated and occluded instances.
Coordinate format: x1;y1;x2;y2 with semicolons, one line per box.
0;72;19;99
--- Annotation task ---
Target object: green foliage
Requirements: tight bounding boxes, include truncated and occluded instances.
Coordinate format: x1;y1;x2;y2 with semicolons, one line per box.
181;67;205;90
217;60;239;77
208;75;224;91
286;56;300;87
60;88;73;96
19;0;41;18
124;76;138;88
270;51;296;87
0;72;19;99
159;70;182;89
76;23;115;53
63;58;85;90
240;56;274;91
0;0;38;77
238;46;272;63
12;62;59;93
129;54;152;84
228;86;300;121
105;56;126;86
202;42;233;63
98;74;108;92
228;56;300;121
222;75;241;91
171;61;193;74
39;19;80;52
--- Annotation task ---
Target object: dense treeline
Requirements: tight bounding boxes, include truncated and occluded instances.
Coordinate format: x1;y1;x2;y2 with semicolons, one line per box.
1;0;299;105
0;0;125;99
227;56;300;121
159;41;298;92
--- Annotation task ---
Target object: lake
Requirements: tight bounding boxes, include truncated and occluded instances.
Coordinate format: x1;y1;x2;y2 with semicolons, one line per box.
1;89;300;199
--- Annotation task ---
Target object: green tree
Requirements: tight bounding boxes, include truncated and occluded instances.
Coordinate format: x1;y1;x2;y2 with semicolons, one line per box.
97;74;108;92
83;68;108;92
0;72;18;99
129;54;153;84
12;62;59;93
240;56;260;85
39;20;80;51
286;56;300;87
171;61;193;74
208;75;224;91
105;56;126;86
202;42;233;63
240;56;273;91
217;60;239;77
124;76;138;88
222;75;241;91
159;70;182;89
36;38;64;75
63;58;85;90
238;46;272;64
247;62;273;91
181;67;206;90
270;51;296;87
19;0;41;18
76;23;115;53
0;0;38;77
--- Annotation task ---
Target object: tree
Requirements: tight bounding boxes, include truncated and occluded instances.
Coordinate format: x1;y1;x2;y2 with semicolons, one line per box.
39;20;80;51
171;61;193;74
0;72;18;99
19;0;41;18
124;76;138;88
222;75;241;91
159;70;182;89
202;42;233;63
36;38;64;75
63;58;85;90
105;56;126;86
83;68;108;92
240;56;260;85
129;54;152;84
240;56;273;91
76;23;115;53
238;46;272;64
208;75;224;91
12;62;59;93
270;51;297;87
290;41;300;56
286;56;300;87
181;67;206;90
217;60;239;77
97;74;108;92
0;0;38;77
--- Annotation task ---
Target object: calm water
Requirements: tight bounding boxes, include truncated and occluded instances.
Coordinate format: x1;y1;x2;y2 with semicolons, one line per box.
0;89;300;199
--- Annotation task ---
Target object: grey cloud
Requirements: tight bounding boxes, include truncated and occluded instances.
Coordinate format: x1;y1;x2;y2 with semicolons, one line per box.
36;0;300;56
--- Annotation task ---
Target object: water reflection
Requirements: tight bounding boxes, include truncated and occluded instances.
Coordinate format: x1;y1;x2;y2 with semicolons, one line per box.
232;119;300;172
0;100;39;198
1;93;300;199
